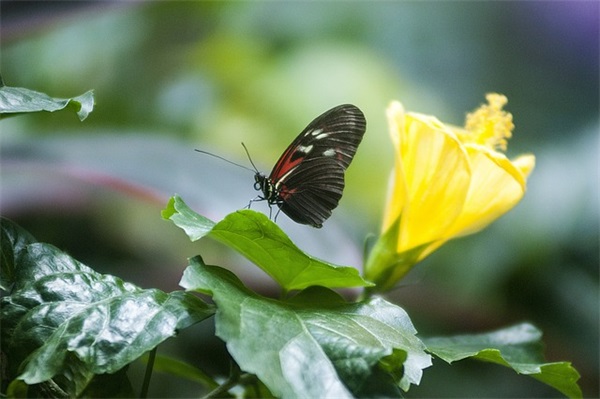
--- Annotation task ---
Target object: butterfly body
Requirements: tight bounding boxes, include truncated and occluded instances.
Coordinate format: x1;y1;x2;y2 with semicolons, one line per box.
254;104;366;228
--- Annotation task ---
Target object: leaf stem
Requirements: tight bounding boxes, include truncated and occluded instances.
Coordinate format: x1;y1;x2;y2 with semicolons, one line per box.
200;362;255;399
140;347;157;398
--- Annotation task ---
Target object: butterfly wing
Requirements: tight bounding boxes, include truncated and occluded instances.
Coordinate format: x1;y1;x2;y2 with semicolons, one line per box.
276;157;345;227
268;104;366;227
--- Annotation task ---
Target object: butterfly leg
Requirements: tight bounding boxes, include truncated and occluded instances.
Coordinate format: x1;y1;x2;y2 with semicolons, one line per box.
273;207;282;222
259;199;277;221
246;195;264;209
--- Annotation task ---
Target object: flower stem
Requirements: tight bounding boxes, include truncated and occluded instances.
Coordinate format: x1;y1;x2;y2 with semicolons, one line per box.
140;347;157;398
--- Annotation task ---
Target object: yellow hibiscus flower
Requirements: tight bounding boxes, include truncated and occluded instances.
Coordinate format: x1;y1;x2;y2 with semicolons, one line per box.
365;94;535;291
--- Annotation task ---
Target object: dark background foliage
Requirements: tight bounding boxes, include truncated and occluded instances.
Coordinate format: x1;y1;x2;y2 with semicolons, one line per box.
1;1;598;397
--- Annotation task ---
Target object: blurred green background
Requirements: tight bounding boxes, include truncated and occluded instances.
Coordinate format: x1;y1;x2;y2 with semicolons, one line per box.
1;1;598;397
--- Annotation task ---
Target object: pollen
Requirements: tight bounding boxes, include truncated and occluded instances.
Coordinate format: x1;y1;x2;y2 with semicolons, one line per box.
463;93;514;152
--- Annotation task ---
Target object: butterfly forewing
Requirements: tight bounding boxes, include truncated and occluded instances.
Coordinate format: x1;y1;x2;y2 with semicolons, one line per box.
260;104;366;228
270;104;366;180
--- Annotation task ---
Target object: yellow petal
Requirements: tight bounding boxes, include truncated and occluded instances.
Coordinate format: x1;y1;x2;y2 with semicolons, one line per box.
381;101;409;233
513;153;536;178
446;145;534;237
396;112;471;252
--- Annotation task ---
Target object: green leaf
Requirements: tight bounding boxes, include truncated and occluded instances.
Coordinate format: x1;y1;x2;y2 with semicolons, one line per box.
8;367;135;398
164;195;373;292
423;323;582;399
1;217;37;291
181;257;432;398
242;379;277;399
146;353;219;390
0;81;94;121
162;195;216;240
0;220;215;396
6;379;29;398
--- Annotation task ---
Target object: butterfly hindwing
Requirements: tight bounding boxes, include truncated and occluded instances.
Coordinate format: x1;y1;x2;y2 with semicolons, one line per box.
277;157;346;227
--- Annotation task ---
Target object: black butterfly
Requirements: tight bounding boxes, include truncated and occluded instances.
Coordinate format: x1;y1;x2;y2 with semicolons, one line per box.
253;104;366;228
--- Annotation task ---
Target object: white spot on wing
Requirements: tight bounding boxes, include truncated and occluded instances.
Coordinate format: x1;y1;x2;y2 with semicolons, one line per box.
297;144;313;154
309;128;323;136
322;148;335;157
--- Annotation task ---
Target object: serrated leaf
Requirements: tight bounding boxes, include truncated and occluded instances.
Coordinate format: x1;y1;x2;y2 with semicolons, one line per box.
0;224;214;396
164;195;373;292
181;257;431;398
0;82;94;121
423;323;582;399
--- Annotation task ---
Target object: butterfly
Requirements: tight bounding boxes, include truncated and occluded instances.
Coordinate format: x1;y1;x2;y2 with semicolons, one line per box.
253;104;366;228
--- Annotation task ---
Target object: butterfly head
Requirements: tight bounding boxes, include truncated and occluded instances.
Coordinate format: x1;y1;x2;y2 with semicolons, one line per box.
254;173;278;202
253;173;265;191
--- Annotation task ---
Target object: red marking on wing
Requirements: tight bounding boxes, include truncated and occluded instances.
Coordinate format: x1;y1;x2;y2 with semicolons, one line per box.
278;186;298;200
270;145;303;180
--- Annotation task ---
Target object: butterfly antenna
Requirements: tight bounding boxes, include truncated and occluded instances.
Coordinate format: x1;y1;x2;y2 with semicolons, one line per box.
194;149;255;173
241;142;260;174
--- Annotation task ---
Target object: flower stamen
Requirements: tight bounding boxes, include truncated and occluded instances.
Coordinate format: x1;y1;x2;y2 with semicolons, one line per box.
463;93;514;152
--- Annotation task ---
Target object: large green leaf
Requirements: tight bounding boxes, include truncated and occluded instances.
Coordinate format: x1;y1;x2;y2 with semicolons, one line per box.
163;195;373;292
423;323;582;399
181;256;432;398
0;219;215;396
0;78;94;121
